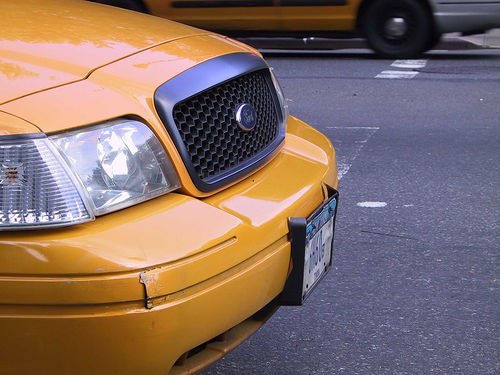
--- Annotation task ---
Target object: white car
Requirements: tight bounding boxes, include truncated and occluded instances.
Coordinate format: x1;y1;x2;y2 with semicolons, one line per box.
362;0;500;57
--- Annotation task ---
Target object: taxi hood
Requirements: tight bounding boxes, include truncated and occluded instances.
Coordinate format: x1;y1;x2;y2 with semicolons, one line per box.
0;0;206;105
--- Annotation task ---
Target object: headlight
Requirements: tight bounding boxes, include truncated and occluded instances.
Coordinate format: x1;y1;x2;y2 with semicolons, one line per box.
0;135;93;230
51;119;180;216
269;67;289;124
0;119;179;230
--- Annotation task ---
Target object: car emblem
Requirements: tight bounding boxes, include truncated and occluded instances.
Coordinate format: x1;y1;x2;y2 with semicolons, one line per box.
235;103;257;132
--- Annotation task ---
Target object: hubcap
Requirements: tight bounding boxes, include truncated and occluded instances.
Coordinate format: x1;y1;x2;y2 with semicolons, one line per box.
384;17;408;39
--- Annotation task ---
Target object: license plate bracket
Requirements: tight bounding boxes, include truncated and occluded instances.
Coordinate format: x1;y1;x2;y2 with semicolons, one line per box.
280;187;339;306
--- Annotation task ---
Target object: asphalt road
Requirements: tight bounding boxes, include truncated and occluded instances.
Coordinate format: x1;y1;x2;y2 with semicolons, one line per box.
205;47;500;374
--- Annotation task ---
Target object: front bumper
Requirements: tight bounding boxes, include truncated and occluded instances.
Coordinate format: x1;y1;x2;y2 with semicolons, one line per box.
0;116;337;374
1;237;290;375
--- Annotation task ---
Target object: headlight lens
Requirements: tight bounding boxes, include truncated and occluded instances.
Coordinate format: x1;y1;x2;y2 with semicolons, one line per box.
0;136;93;229
51;119;180;216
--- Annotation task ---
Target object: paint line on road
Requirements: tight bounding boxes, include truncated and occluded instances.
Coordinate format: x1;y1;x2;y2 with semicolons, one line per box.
357;201;387;208
376;59;427;79
391;59;427;69
376;70;419;79
333;126;380;130
326;126;379;180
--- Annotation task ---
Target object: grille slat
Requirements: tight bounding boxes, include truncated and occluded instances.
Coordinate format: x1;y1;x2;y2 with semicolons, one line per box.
172;69;280;182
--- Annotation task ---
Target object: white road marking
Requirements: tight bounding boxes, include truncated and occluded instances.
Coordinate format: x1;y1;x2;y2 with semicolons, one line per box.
334;126;380;130
391;59;427;69
326;126;379;180
376;59;427;79
376;70;419;79
357;202;387;208
336;161;352;180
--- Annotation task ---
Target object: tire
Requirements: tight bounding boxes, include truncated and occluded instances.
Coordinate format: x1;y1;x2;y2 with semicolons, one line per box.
425;32;442;51
89;0;148;13
361;0;432;58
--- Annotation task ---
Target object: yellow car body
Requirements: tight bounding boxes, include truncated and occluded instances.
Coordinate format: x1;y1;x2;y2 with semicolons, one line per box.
0;1;338;374
145;0;362;32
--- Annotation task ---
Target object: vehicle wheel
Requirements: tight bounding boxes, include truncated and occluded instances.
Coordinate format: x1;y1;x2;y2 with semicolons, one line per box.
89;0;148;13
425;32;442;51
361;0;432;58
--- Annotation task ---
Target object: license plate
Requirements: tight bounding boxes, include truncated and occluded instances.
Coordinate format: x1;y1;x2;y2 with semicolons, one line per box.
280;188;338;306
303;200;336;296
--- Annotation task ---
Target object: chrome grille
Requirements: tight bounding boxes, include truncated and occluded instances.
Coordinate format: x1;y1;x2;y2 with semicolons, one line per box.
172;69;280;182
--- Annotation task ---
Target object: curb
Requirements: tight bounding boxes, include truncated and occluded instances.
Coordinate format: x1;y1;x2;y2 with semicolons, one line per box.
458;34;500;49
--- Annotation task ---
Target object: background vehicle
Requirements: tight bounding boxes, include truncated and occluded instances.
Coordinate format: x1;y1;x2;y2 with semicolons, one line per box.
91;0;500;57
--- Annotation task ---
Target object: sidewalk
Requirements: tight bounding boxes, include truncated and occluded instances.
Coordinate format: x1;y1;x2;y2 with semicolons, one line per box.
457;28;500;49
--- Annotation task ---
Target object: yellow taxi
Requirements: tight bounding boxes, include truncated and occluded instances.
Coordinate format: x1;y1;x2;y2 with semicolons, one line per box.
93;0;500;58
0;0;338;374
